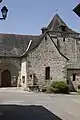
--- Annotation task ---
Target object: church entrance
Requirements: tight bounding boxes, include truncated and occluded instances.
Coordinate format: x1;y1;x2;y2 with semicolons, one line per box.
1;70;11;87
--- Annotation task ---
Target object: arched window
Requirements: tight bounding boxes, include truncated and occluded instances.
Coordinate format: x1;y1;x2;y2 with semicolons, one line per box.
45;67;50;80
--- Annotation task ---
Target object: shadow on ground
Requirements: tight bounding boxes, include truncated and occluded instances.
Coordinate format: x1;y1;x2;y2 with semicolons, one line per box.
0;105;63;120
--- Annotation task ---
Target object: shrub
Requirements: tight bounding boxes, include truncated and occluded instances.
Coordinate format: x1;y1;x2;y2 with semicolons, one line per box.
51;81;69;94
47;87;54;93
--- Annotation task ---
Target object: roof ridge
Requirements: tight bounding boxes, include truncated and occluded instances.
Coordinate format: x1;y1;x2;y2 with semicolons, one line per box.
0;33;40;37
46;14;77;33
47;14;67;29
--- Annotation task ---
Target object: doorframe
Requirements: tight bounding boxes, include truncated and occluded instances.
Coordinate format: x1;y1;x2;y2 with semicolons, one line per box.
1;69;11;87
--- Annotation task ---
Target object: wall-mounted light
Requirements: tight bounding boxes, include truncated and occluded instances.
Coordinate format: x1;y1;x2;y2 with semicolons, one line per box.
0;0;8;20
73;3;80;17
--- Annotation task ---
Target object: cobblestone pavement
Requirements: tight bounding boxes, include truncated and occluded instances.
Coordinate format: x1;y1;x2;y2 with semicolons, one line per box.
0;88;80;120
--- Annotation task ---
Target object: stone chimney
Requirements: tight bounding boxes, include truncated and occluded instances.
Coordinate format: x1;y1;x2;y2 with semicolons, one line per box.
41;27;48;34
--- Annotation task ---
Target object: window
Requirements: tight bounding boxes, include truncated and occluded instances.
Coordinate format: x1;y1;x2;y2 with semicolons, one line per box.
45;36;47;40
61;26;66;31
30;74;32;79
22;76;25;83
73;73;76;81
45;67;50;80
63;37;65;42
57;39;60;48
59;25;66;32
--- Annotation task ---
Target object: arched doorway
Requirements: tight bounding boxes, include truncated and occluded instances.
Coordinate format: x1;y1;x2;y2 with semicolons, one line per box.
1;70;11;87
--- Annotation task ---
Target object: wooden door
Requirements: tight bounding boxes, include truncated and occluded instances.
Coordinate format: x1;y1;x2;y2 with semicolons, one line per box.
1;70;11;87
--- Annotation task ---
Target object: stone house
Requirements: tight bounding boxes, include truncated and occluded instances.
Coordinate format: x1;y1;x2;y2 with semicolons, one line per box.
0;14;80;91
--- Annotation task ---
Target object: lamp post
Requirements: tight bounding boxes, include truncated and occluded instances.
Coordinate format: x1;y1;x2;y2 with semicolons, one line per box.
0;0;8;20
73;3;80;17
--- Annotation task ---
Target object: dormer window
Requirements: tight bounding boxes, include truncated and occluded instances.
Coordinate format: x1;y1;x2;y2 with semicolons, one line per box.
59;25;66;32
45;35;47;40
61;25;66;31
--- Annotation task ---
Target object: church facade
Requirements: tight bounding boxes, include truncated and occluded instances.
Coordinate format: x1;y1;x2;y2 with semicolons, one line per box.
0;14;80;91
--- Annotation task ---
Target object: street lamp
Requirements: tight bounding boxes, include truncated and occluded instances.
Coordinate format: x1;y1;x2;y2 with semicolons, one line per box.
73;3;80;17
0;0;2;3
0;0;8;20
1;6;8;20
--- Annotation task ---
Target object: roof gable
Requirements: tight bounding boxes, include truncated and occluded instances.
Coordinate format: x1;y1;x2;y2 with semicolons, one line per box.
47;14;76;33
47;14;66;29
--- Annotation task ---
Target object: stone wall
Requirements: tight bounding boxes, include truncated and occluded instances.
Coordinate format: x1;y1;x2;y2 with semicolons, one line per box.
57;36;80;64
55;35;80;91
27;35;67;86
20;58;27;88
0;58;21;70
67;69;80;91
76;38;80;62
57;37;76;63
0;58;21;87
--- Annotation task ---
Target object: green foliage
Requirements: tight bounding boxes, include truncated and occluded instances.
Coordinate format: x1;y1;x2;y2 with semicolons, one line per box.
50;81;69;94
47;87;54;93
48;87;59;93
41;81;69;94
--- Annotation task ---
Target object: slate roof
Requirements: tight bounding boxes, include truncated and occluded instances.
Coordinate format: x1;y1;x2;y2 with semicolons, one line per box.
47;14;77;33
0;14;79;58
0;33;40;57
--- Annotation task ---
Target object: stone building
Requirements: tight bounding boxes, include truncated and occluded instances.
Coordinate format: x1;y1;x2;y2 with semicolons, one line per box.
0;14;80;91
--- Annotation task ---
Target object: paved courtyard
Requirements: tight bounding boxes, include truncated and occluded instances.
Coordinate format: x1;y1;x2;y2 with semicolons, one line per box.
0;88;80;120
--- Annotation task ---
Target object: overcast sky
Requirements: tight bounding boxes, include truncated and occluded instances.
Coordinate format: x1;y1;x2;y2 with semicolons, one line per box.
0;0;80;35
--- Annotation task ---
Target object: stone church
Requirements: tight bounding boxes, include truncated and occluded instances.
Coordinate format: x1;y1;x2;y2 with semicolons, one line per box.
0;14;80;91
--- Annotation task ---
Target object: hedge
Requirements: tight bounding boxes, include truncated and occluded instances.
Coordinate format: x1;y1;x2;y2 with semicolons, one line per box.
48;81;69;94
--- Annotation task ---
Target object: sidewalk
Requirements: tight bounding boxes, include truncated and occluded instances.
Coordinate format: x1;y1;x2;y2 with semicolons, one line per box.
0;87;24;92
